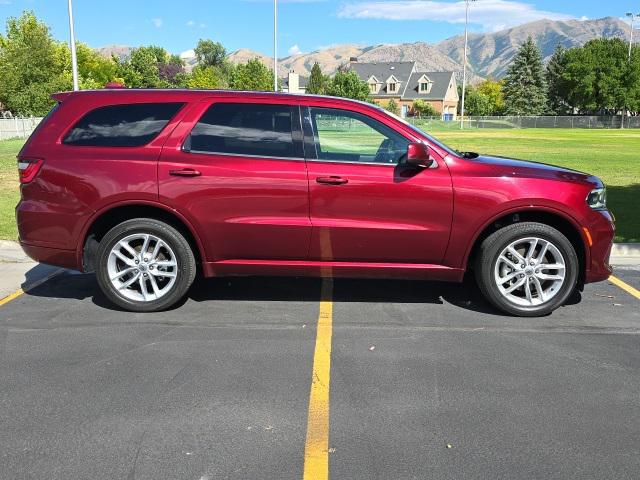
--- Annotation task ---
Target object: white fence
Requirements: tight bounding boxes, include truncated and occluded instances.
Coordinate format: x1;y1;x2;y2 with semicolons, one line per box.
0;117;44;141
409;115;640;129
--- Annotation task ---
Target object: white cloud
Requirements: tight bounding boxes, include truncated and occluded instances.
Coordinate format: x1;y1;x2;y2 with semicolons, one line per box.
243;0;327;2
338;0;573;32
151;18;163;28
187;20;207;28
180;49;196;59
288;44;303;55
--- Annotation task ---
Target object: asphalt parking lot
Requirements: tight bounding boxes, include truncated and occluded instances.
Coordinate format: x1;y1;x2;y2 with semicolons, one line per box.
1;267;639;480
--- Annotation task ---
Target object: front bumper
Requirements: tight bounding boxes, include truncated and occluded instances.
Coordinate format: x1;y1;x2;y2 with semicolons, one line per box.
584;209;615;284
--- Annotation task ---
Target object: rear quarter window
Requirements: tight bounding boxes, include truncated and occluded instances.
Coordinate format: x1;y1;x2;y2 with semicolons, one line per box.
63;102;184;147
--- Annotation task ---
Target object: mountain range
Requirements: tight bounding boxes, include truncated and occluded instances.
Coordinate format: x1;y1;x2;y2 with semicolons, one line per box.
98;16;636;84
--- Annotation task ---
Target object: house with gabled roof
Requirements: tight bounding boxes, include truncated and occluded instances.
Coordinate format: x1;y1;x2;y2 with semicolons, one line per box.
349;60;459;119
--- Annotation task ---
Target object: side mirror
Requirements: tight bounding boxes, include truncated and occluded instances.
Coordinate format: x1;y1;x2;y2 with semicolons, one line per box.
406;143;433;168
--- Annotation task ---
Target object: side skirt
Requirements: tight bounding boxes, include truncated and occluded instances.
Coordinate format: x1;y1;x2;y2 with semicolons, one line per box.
203;259;465;282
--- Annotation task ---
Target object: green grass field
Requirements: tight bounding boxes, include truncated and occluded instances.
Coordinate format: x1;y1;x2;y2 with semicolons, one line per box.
0;129;638;242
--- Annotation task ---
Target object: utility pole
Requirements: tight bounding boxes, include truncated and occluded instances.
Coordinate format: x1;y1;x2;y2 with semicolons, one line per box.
460;0;476;129
274;0;278;92
68;0;79;91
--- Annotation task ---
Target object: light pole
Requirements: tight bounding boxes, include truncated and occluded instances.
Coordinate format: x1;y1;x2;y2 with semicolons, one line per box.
460;0;476;129
627;12;638;61
274;0;278;92
622;13;638;128
67;0;79;91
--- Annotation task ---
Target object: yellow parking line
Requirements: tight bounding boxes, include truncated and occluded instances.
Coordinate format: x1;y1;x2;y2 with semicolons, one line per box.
609;275;640;300
303;278;334;480
0;269;64;307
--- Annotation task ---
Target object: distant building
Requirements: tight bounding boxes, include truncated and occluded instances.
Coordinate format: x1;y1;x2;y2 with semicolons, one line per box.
281;72;308;94
349;60;459;119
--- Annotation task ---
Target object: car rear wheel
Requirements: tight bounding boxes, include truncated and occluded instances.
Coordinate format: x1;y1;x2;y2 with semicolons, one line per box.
96;218;196;312
475;222;579;317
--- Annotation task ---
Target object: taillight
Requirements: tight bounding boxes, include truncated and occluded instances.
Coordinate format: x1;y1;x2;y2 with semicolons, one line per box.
18;158;44;184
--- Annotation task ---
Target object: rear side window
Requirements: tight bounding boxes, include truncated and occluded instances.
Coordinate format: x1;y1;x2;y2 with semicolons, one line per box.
187;103;296;158
63;102;184;147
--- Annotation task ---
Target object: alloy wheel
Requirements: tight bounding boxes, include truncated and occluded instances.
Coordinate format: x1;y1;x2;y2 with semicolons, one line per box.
493;237;566;307
107;233;178;302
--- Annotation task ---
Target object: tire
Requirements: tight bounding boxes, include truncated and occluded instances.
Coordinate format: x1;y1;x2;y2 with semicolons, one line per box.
474;222;579;317
95;218;197;312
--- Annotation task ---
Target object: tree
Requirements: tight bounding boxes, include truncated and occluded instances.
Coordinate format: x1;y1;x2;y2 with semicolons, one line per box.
187;65;221;89
115;47;161;88
503;37;547;115
412;99;438;117
325;70;370;101
0;11;65;115
158;54;185;86
231;58;274;91
546;44;569;114
384;99;400;115
54;41;117;87
306;62;328;94
194;39;227;68
476;78;505;115
464;86;492;116
560;38;640;116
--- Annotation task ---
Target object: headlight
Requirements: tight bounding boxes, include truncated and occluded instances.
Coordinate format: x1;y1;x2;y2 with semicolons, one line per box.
586;187;607;209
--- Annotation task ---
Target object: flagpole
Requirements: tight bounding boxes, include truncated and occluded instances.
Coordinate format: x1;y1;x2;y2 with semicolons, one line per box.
68;0;79;91
274;0;278;92
460;0;472;129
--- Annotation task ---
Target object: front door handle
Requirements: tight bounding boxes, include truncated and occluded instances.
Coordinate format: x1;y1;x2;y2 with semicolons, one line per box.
316;176;348;185
169;168;201;177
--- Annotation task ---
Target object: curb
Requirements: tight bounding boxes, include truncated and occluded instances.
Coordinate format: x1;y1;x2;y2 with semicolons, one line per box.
1;240;639;265
611;243;640;257
0;240;32;263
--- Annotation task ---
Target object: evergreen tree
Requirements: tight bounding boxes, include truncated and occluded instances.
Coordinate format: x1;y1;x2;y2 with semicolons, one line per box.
306;62;327;94
503;37;547;115
546;44;568;114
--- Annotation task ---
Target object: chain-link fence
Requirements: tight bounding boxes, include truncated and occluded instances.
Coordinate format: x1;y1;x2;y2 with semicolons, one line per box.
0;117;44;140
2;115;640;142
408;116;640;130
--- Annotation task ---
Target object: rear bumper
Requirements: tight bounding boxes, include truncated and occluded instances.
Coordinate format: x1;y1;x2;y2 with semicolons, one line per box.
20;241;79;271
584;210;614;284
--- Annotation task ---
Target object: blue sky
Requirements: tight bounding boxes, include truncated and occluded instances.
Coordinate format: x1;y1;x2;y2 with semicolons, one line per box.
0;0;638;57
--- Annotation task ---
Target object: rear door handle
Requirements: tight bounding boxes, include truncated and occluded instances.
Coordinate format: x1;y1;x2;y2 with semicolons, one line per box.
316;176;348;185
169;168;201;177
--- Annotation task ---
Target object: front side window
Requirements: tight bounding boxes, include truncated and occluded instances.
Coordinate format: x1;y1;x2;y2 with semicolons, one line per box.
188;103;296;158
63;103;184;147
308;107;409;165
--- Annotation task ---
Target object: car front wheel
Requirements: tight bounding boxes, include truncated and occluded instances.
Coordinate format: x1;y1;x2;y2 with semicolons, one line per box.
475;222;579;317
96;218;196;312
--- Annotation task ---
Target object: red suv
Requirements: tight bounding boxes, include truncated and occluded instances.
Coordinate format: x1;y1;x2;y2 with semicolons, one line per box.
17;90;614;316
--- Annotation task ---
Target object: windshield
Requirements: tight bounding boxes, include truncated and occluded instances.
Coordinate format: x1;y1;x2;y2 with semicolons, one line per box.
374;106;461;157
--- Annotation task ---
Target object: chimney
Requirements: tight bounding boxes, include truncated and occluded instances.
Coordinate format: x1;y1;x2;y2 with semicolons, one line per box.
288;72;300;93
